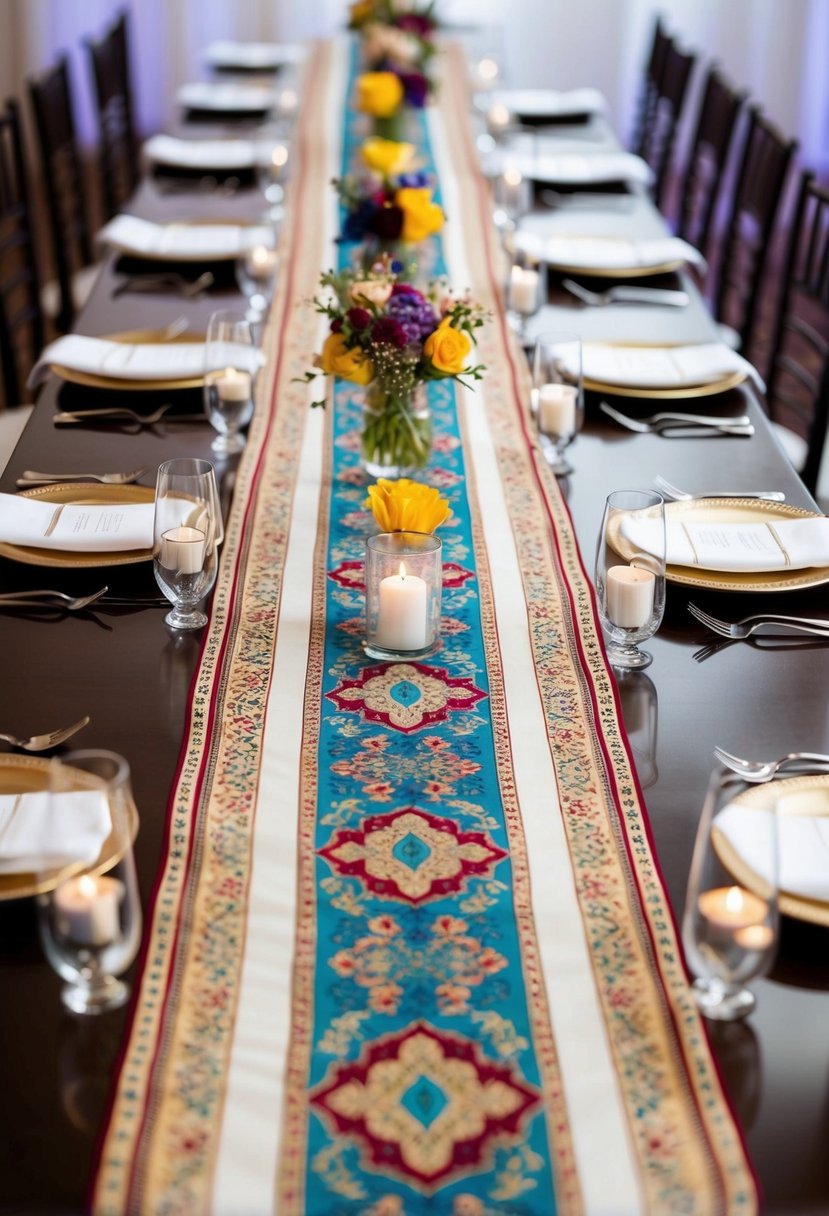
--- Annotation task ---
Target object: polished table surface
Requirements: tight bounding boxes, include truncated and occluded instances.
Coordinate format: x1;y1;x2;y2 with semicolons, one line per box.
1;105;828;1215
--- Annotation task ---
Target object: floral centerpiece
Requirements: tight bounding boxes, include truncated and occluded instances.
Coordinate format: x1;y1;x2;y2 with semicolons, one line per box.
305;256;486;475
355;67;432;141
336;136;445;259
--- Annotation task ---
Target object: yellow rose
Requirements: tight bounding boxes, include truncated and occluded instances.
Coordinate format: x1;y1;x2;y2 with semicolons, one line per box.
349;0;375;25
320;332;374;385
423;318;472;376
365;478;452;534
395;187;445;243
356;71;404;118
361;136;416;178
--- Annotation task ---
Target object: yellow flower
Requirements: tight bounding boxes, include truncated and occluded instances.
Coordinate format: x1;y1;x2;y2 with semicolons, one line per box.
320;332;374;385
362;136;416;178
356;71;404;118
395;187;445;242
365;478;452;534
349;0;375;26
423;317;472;376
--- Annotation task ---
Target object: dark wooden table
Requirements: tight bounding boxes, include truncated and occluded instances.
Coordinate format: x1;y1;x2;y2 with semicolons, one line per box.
0;153;827;1214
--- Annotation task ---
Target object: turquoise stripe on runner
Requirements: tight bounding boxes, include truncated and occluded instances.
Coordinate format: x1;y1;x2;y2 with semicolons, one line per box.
306;40;559;1214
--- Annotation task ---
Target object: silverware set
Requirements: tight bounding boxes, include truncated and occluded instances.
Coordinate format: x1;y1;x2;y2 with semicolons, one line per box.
154;174;240;197
0;587;167;611
688;602;829;642
16;467;148;487
53;405;202;427
653;475;785;502
562;279;689;308
113;270;214;299
713;746;829;782
600;400;754;436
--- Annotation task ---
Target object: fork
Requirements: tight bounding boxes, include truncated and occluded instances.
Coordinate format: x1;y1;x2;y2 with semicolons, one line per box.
688;602;829;640
654;475;785;502
562;279;689;308
0;587;109;612
113;271;214;299
54;404;173;427
599;400;754;436
713;746;829;782
16;467;147;487
0;715;91;752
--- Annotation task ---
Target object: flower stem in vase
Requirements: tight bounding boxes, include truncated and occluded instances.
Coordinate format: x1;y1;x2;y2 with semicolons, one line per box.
373;111;405;142
361;382;431;478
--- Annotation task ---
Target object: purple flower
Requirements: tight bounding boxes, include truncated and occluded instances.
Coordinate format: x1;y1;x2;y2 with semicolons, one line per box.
370;316;409;348
370;204;404;240
330;318;343;333
396;14;436;37
400;72;429;108
397;171;431;189
387;289;439;343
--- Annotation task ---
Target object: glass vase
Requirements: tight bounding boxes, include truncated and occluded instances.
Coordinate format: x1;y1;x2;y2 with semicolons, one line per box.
361;381;431;478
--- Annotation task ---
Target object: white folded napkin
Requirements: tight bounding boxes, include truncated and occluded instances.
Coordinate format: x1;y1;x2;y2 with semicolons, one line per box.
99;215;274;261
515;233;704;272
0;492;155;551
622;514;829;572
28;334;265;388
204;40;305;70
498;150;652;186
0;790;110;873
177;81;277;112
483;87;607;118
717;795;829;903
143;134;257;171
581;342;764;391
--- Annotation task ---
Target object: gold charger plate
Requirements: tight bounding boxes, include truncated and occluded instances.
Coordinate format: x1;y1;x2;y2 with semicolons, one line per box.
51;328;206;391
0;754;139;901
584;369;746;399
713;774;829;927
609;498;828;593
0;483;154;569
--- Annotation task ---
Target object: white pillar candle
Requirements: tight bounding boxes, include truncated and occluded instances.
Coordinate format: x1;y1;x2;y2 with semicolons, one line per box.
606;564;655;628
486;103;511;137
538;382;577;436
375;561;428;651
215;367;252;402
160;525;207;575
55;873;122;946
698;886;768;930
508;265;539;315
245;244;278;282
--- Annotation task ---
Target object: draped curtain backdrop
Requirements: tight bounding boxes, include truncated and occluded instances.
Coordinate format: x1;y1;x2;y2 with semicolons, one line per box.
0;0;827;172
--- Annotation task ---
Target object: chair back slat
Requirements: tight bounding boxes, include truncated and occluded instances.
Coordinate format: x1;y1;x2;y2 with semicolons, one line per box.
677;66;746;254
0;98;43;408
86;9;139;219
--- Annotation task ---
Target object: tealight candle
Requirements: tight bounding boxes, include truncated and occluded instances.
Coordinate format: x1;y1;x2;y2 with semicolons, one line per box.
734;923;775;950
375;561;428;652
215;366;252;402
498;166;527;216
606;564;655;629
245;244;278;282
538;382;577;436
509;265;540;316
54;873;122;947
698;885;769;930
160;525;207;575
475;57;500;88
268;143;289;176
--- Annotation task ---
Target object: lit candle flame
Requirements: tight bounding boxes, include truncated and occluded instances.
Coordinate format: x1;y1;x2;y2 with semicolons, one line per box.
78;874;98;897
478;57;499;82
725;886;745;914
399;561;407;580
271;145;289;168
504;166;523;188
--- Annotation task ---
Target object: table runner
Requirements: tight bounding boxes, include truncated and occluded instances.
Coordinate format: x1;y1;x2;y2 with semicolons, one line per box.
91;39;756;1216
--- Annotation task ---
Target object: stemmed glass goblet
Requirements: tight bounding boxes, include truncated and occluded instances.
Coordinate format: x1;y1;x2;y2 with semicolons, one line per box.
203;309;258;455
153;457;220;631
235;234;278;323
682;766;779;1020
531;331;584;475
37;750;142;1015
594;489;666;669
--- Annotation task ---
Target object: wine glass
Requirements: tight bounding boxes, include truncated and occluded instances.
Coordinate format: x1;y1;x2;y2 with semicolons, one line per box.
594;489;666;669
153;457;219;631
37;750;142;1015
505;250;544;344
682;766;779;1020
203;309;258;454
235;233;279;323
256;131;291;221
531;331;584;475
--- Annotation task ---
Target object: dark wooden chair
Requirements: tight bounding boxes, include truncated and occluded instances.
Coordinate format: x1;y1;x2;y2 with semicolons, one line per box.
632;20;695;208
86;9;139;219
675;65;747;256
631;17;671;158
765;172;829;493
712;105;798;363
28;56;98;332
0;98;43;410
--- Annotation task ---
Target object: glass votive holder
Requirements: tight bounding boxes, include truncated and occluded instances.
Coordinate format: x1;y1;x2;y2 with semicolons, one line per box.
494;164;532;221
364;531;442;661
36;751;142;1016
506;254;544;343
531;330;584;475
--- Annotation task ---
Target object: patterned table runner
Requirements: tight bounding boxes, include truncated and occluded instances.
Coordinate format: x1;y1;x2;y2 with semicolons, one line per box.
92;39;756;1216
